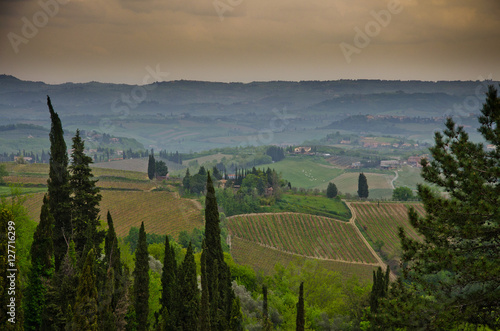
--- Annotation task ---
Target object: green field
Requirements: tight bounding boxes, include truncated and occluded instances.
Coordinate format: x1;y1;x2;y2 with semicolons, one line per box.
329;172;394;197
269;194;351;221
393;165;424;190
262;157;343;189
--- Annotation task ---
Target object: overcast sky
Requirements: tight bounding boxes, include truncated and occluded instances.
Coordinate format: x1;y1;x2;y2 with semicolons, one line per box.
1;0;499;84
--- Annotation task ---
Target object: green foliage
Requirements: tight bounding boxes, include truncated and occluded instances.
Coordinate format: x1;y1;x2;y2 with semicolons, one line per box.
391;186;414;201
155;160;168;177
178;227;204;252
157;234;178;329
369;266;389;314
47;96;72;271
393;85;500;329
124;227;166;253
177;243;200;330
24;195;54;330
71;249;98;331
69;129;103;256
0;164;7;184
326;182;338;198
357;172;369;198
133;222;149;331
148;154;155;180
204;173;234;329
296;282;305;331
266;146;285;162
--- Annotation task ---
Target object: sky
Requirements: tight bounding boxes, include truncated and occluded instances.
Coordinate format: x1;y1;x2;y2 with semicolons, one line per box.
1;0;500;84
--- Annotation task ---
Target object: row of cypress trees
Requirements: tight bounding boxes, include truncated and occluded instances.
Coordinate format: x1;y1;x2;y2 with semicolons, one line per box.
21;96;246;330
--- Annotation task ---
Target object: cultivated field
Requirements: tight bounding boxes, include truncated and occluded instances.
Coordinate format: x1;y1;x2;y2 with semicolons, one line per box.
21;191;204;238
351;202;424;267
228;213;378;264
231;237;378;282
328;172;394;195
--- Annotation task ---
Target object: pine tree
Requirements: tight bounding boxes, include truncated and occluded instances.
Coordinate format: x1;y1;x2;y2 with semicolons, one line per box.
71;249;98;331
357;172;369;198
296;282;305;331
326;182;338;198
397;85;500;329
47;96;72;271
158;234;177;329
24;196;54;330
177;242;200;330
134;222;149;331
148;154;156;180
69;129;103;256
203;172;234;329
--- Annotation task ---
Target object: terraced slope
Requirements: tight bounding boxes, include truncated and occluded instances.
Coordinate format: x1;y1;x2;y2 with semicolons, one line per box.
351;202;424;266
228;213;379;264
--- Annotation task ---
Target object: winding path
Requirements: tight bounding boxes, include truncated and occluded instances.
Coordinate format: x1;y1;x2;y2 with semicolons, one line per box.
390;170;399;189
344;200;397;281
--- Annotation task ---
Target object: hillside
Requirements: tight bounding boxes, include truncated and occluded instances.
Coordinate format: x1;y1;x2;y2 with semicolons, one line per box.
350;202;424;270
228;212;383;281
22;191;203;238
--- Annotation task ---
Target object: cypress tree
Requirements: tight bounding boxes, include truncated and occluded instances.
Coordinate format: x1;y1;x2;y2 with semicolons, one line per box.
71;249;98;331
262;285;272;331
183;168;191;192
177;242;200;330
357;172;369;199
200;240;211;331
326;182;338;198
369;266;389;314
47;96;72;271
158;234;177;329
229;297;244;331
296;282;305;331
69;129;103;256
203;172;234;328
24;196;54;330
148;154;156;180
134;222;149;331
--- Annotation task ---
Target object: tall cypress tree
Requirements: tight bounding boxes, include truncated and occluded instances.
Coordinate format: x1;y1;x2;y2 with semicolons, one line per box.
200;240;211;331
158;234;177;329
369;266;390;314
47;96;72;271
296;282;305;331
24;196;54;330
148;154;156;180
203;172;234;329
357;172;369;199
134;222;149;331
177;242;200;330
71;249;98;331
69;129;103;256
102;211;123;330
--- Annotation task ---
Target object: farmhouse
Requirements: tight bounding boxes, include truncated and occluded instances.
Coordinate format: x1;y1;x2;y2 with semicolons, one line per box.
380;160;400;169
294;146;312;154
